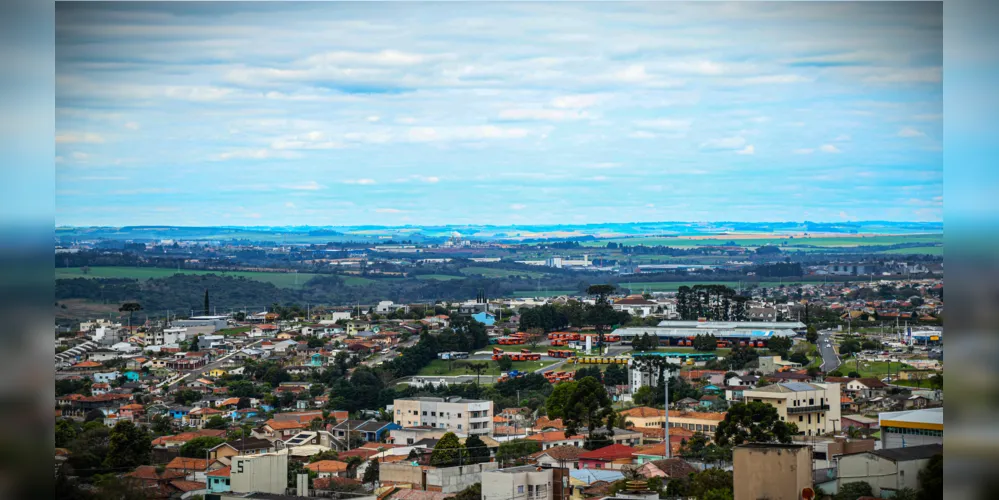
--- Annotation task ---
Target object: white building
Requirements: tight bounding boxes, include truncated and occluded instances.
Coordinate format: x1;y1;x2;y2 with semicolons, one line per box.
834;444;942;497
482;465;553;500
230;450;289;494
151;327;188;346
742;382;842;436
393;396;494;436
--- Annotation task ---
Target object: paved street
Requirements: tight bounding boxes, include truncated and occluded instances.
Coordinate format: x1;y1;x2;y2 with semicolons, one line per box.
817;330;841;373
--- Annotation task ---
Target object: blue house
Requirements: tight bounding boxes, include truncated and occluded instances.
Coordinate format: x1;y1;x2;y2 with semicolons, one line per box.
331;420;401;442
471;311;496;326
169;407;191;420
309;353;327;367
702;384;721;394
207;467;231;493
123;371;140;382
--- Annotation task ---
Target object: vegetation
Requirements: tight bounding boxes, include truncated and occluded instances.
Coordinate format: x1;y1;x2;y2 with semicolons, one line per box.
714;402;799;446
430;432;470;467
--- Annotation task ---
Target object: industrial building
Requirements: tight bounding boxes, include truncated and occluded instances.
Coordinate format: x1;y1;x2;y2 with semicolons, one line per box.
612;320;804;347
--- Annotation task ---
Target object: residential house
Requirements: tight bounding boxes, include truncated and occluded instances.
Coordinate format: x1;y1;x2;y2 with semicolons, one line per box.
330;419;400;443
618;407;665;429
253;419;308;442
526;431;585;450
305;460;350;478
666;410;726;437
529;445;584;470
206;466;231;493
152;429;227;450
578;444;636;470
481;465;553;500
840;414;880;433
165;456;220;482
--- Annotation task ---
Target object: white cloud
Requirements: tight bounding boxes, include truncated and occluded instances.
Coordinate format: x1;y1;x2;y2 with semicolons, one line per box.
700;136;746;150
367;116;381;123
283;180;325;191
819;144;842;153
509;204;526;210
375;208;405;213
56;132;105;144
737;144;755;155
739;74;812;85
412;175;440;183
793;148;815;155
898;127;926;138
214;148;301;161
285;202;296;208
343;178;377;185
551;94;602;109
396;117;417;124
498;108;591;121
586;162;621;169
634;119;692;131
406;126;530;142
833;134;851;142
71;151;90;160
124;122;140;130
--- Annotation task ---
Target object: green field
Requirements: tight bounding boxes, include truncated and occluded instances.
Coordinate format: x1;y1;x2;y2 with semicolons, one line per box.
460;266;549;278
618;281;786;292
417;359;555;376
413;274;465;281
581;234;942;249
838;357;915;379
217;326;251;336
56;266;330;289
880;246;943;256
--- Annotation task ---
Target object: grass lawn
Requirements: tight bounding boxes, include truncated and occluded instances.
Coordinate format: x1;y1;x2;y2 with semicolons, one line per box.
217;326;252;335
416;359;556;376
461;266;550;278
838;357;915;378
890;379;939;389
55;266;328;289
879;246;943;256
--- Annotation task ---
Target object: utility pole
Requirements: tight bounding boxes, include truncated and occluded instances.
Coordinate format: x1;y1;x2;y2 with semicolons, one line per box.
664;367;670;459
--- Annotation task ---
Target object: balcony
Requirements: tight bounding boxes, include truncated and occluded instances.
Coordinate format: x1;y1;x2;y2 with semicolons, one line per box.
787;404;830;415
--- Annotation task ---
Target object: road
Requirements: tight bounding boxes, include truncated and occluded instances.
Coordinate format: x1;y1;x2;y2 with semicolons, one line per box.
159;338;265;388
817;330;841;373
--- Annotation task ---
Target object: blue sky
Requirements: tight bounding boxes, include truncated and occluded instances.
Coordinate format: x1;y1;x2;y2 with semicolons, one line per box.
55;2;942;227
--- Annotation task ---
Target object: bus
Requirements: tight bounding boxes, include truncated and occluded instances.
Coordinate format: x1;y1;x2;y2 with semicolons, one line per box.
547;349;575;358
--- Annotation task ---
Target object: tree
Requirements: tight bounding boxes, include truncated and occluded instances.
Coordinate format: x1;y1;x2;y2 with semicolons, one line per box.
789;352;809;365
361;458;380;484
118;302;143;332
714;401;798;447
836;481;874;500
203;416;228;430
917;454;942;500
464;434;490;465
56;419;78;448
204;289;210;316
562;376;614;439
461;362;490;387
847;371;861;378
767;336;793;357
430;432;469;467
180;436;225;458
496;439;540;466
806;325;819;344
450;483;482;500
545;380;577;419
103;421;151;469
688;469;734;499
604;364;628;386
495;355;514;372
586;284;617;356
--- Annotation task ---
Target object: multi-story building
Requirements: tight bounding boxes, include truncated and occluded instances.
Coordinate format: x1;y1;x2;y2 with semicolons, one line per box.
742;382;842;436
878;407;942;449
393;396;494;435
481;465;553;500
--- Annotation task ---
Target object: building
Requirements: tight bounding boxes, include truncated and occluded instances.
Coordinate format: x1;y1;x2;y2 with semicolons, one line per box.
618;407;665;429
481;465;553;500
742;382;842;436
878;408;943;449
612;320;804;347
151;327;188;346
330;419;400;443
578;444;636;470
230;450;288;494
393;397;494;436
834;444;942;497
666;411;726;437
757;355;803;375
733;444;813;500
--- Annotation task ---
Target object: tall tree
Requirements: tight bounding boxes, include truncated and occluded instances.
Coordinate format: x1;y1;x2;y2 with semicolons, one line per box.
430;432;469;467
180;436;225;458
103;421;151;469
917;454;942;500
118;302;143;332
204;289;210;316
464;434;490;464
361;458;380;484
714;401;798;446
545;380;577;419
562;376;614;440
586;284;617;356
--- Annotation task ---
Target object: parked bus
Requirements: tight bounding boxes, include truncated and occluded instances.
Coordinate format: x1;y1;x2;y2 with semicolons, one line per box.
547;349;575;358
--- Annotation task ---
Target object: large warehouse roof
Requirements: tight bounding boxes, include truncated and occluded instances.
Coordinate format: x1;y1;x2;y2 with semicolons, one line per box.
612;320;803;339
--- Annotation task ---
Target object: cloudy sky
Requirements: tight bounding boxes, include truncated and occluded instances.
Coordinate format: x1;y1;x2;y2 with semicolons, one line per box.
55;2;942;227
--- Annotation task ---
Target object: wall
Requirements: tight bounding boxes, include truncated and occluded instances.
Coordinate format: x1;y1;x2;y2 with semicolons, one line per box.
482;468;553;500
427;463;499;493
230;451;288;495
380;463;426;488
733;445;812;500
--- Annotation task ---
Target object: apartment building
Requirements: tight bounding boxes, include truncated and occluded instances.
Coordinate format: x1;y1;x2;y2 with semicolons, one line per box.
482;465;553;500
742;382;842;436
393;396;494;435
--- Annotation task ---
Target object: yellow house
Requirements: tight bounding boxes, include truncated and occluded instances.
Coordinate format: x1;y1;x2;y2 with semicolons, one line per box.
619;406;665;428
207;368;227;378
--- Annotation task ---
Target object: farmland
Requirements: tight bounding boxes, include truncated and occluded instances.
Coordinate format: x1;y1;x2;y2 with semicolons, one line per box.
460;266;550;278
55;266;326;289
580;233;943;249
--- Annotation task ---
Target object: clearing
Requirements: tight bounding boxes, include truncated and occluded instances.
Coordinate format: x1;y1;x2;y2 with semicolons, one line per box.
417;359;556;376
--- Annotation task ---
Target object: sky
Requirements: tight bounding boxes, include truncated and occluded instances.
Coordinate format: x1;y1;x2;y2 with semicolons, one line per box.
55;2;942;227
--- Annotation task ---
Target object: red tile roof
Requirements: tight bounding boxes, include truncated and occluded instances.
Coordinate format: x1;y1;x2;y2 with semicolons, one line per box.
169;480;206;492
305;460;348;473
526;431;583;443
579;444;636;461
207;466;230;478
166;457;209;471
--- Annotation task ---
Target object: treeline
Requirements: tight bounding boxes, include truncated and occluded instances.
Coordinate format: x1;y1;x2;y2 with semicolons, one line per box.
518;302;631;333
676;285;749;321
751;262;803;277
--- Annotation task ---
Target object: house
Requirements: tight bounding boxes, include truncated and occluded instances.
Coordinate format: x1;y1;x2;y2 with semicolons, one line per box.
582;427;642;447
206;368;227;378
532;416;566;433
206;466;231;493
578;444;636;470
481;465;554;500
526;431;585;450
330;419;400;443
393;396;494;436
634;458;697;480
742;382;842;437
305;460;349;478
725;374;759;387
618;407;665;429
632;442;670;465
169;406;192;420
208;439;275;464
835;444;943;497
152;429;227;450
666;410;726;437
568;468;625;489
165;456;219;482
529;445;585;470
127;465;188;497
841;414;880;433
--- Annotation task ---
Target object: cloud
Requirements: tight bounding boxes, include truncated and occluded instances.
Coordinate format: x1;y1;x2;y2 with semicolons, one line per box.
629;131;658;139
699;136;746;150
833;134;851;142
586;162;621;169
509;204;526;210
375;208;405;213
793;148;815;155
71;152;90;160
405;126;530;142
634;119;692;131
285;202;296;208
124;122;140;130
56;132;105;144
343;179;377;185
819;144;842;153
367;116;381;123
214;149;300;161
283;180;325;191
736;144;755;155
551;94;602;109
498;109;591;122
898;127;926;137
739;74;812;85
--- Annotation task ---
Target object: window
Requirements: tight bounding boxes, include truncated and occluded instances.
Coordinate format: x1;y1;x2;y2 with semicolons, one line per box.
518;486;525;494
457;424;462;430
431;412;436;417
423;411;427;416
799;415;803;422
457;413;462;418
809;398;814;405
